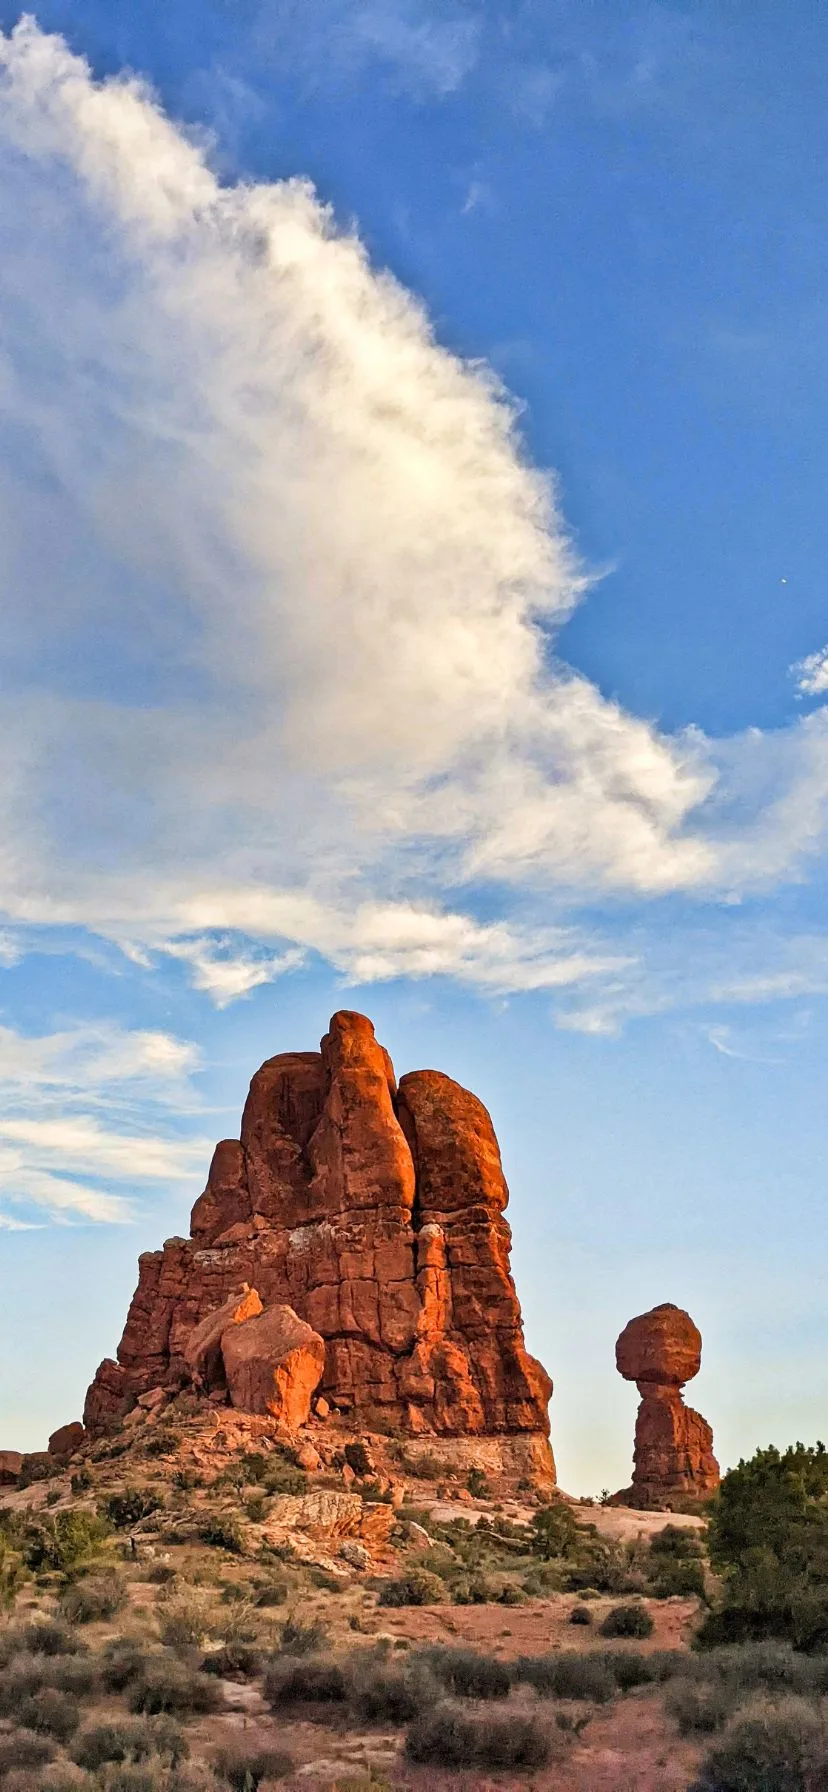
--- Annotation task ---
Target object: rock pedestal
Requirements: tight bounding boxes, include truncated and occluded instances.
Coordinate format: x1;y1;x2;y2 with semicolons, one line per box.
614;1302;719;1509
83;1011;554;1481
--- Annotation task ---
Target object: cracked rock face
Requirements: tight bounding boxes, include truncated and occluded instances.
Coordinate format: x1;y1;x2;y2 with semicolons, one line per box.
84;1011;554;1469
615;1302;719;1508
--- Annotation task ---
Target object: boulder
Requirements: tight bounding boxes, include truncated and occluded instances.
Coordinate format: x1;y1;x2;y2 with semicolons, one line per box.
0;1451;22;1485
615;1303;719;1508
183;1285;263;1391
221;1303;325;1426
48;1422;85;1460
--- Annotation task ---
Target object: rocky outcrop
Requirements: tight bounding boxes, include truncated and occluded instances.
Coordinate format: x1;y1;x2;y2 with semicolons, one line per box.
84;1010;554;1477
0;1451;22;1485
220;1304;325;1426
614;1303;719;1509
48;1422;85;1460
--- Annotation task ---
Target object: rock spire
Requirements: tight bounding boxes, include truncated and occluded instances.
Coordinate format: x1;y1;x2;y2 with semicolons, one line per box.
84;1011;554;1480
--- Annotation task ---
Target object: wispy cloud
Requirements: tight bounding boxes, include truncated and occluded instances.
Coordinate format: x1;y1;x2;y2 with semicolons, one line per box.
0;1018;207;1227
0;20;826;1022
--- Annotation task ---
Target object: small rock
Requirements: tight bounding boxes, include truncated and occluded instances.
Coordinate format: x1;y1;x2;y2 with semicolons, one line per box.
339;1540;371;1570
407;1521;433;1549
314;1397;330;1420
296;1442;321;1472
47;1421;86;1460
137;1387;168;1411
341;1463;356;1489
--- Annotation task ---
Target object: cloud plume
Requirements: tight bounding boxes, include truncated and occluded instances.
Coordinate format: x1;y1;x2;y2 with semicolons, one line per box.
0;16;826;1014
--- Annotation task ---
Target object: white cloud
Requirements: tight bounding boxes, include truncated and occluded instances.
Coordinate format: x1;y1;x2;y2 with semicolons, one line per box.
792;645;828;698
0;1018;207;1226
0;20;826;1014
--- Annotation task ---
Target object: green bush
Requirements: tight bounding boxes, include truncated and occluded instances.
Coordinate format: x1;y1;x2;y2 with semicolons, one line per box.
23;1512;109;1573
599;1602;654;1639
264;1659;349;1706
378;1568;444;1607
529;1503;580;1560
651;1556;707;1599
72;1722;156;1769
513;1650;616;1703
466;1467;491;1500
570;1603;593;1625
690;1697;828;1792
252;1577;289;1608
406;1705;551;1768
59;1572;127;1623
105;1489;163;1529
214;1742;293;1789
415;1646;510;1701
701;1442;828;1650
199;1514;245;1554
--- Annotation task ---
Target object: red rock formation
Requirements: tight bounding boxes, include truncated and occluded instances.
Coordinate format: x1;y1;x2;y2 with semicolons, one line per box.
48;1422;85;1460
84;1011;553;1476
615;1302;719;1508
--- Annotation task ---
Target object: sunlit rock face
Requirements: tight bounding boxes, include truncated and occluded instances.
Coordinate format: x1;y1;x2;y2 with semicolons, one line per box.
84;1011;554;1479
614;1302;719;1509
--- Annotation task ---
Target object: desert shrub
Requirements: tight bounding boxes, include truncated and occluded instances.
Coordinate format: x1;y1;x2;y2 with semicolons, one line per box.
18;1689;80;1742
690;1696;828;1791
498;1580;527;1605
100;1639;149;1693
157;1590;217;1650
694;1642;828;1699
349;1660;435;1724
277;1616;328;1655
105;1490;162;1530
21;1617;82;1656
513;1650;615;1703
147;1563;177;1586
23;1513;108;1575
466;1468;491;1500
70;1466;93;1494
127;1661;220;1717
667;1678;735;1736
0;1533;26;1612
529;1502;580;1560
201;1643;263;1680
143;1430;181;1459
104;1770;157;1792
570;1602;593;1625
651;1556;707;1599
251;1577;289;1608
72;1718;185;1770
264;1659;348;1706
414;1647;510;1701
378;1568;444;1607
198;1515;245;1555
651;1523;705;1560
406;1705;551;1768
599;1602;654;1639
59;1573;127;1624
451;1572;498;1606
0;1732;56;1774
602;1650;665;1692
214;1743;293;1789
261;1455;306;1497
344;1442;373;1478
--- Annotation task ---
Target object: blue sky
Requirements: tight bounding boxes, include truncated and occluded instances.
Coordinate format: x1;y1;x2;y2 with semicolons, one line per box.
0;0;827;1492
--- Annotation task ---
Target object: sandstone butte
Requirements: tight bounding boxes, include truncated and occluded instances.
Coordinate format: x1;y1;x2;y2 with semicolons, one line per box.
82;1010;555;1482
614;1302;719;1509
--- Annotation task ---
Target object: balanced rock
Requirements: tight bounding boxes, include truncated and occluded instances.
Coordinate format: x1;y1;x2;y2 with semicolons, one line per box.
615;1302;719;1508
183;1285;263;1391
221;1303;325;1427
84;1010;554;1480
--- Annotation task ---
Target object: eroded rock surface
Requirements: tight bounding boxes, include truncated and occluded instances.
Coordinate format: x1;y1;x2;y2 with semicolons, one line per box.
84;1010;554;1475
615;1302;719;1508
221;1303;325;1427
47;1422;85;1460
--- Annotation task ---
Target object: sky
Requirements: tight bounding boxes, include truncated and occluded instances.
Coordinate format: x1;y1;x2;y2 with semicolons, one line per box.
0;0;827;1494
